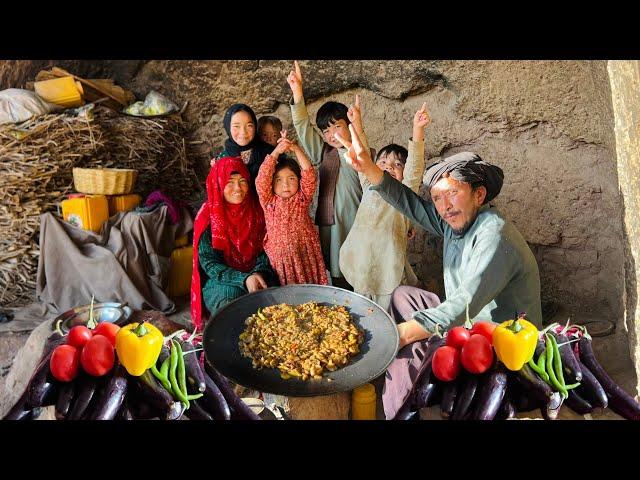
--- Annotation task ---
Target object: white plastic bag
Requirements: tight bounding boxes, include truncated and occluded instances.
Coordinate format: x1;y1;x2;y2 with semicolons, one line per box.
0;88;62;125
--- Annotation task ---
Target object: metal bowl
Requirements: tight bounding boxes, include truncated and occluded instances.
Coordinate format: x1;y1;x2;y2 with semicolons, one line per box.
53;302;133;334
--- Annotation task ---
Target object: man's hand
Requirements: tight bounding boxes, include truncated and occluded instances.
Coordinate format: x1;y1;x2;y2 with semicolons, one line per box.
397;319;430;349
287;60;304;104
335;124;383;184
412;102;431;143
245;273;267;293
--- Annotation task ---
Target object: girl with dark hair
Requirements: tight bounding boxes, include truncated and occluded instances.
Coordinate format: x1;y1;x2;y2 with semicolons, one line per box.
255;131;328;286
191;156;277;330
212;103;274;182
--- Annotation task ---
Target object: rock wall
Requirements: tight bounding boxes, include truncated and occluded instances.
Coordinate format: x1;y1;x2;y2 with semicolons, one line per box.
0;60;625;327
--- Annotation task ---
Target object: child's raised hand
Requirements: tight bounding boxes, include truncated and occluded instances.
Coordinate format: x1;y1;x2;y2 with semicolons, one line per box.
413;102;431;129
287;60;304;101
272;130;291;156
347;94;363;127
412;102;430;142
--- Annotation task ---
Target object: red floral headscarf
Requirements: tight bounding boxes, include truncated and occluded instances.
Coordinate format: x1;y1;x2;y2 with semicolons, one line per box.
190;157;265;330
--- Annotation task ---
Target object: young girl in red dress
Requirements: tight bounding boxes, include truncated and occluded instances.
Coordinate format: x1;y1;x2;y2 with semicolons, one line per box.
255;131;328;286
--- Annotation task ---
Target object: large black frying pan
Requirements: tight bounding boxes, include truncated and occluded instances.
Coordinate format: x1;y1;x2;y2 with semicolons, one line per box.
203;285;399;397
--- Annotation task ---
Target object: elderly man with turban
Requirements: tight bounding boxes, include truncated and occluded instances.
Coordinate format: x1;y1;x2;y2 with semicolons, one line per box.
335;124;541;420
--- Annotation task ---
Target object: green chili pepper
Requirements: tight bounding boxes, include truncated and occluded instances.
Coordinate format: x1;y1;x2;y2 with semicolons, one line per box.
549;334;567;390
186;393;204;401
565;382;581;390
169;340;189;406
150;364;172;392
160;356;170;379
537;349;546;373
527;357;550;382
545;334;568;398
175;340;190;410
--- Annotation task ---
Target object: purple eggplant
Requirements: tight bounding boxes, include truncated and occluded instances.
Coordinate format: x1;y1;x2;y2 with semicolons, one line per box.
440;381;459;419
515;363;563;419
90;364;128;420
565;389;594;415
67;374;100;420
27;351;58;408
3;389;33;420
575;360;608;409
472;364;508;420
496;392;516;420
452;373;479;420
186;399;214;420
550;331;582;382
578;337;640;420
55;381;76;420
204;361;261;420
180;340;206;393
413;363;439;410
201;373;231;420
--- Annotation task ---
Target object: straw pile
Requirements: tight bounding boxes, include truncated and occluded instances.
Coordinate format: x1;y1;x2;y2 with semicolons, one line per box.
0;106;200;307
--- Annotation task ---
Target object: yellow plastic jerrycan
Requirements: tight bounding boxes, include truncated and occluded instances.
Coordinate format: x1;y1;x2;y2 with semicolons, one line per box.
167;244;193;297
34;76;84;108
351;383;377;420
107;194;141;216
60;194;109;233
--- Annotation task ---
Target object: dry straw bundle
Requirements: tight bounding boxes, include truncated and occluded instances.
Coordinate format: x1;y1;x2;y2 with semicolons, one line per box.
0;106;199;307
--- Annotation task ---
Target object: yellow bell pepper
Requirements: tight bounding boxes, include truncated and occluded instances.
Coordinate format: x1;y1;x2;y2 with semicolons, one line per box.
115;322;164;376
492;313;538;371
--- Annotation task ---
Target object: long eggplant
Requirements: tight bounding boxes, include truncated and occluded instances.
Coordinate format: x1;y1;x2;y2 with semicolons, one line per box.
392;335;445;419
90;364;128;420
413;362;439;410
27;351;58;408
550;331;582;382
204;361;261;420
201;373;231;420
116;399;135;420
578;337;640;420
565;389;594;415
472;364;508;420
67;375;100;420
440;381;458;419
515;363;563;419
452;373;479;420
496;392;516;420
186;399;214;420
181;340;206;393
3;389;33;420
136;369;175;413
55;381;76;420
575;360;608;409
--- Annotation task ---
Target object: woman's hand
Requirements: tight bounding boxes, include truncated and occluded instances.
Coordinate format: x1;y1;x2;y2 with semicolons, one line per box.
287;60;304;104
245;273;267;293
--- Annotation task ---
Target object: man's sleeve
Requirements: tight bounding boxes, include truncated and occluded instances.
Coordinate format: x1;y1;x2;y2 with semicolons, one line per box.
412;233;518;333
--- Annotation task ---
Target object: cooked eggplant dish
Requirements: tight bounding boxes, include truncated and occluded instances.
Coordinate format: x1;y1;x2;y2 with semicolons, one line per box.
238;302;364;380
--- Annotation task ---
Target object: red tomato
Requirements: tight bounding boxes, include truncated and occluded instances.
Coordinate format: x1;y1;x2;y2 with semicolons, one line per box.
445;326;471;350
432;346;461;382
50;345;80;382
80;335;115;376
470;321;497;344
67;325;93;349
92;322;120;347
460;334;494;374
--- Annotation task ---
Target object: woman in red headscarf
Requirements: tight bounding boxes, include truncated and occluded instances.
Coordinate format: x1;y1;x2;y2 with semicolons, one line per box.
191;156;277;331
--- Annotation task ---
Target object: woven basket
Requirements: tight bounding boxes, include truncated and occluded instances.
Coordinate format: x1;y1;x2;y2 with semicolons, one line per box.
73;167;137;195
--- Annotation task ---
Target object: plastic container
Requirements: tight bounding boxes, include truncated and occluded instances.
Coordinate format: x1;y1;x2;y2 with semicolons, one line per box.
34;76;84;108
351;383;377;420
166;245;193;297
108;193;141;216
174;235;189;247
60;194;109;233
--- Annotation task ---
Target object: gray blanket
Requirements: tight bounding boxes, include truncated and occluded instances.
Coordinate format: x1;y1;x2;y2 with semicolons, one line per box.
36;205;193;314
